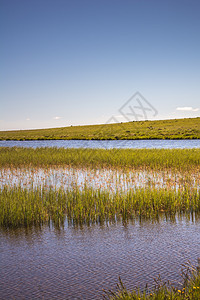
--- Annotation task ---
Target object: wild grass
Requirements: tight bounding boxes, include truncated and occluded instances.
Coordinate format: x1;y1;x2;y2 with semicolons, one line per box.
0;148;199;227
0;183;199;227
0;147;200;170
0;117;199;140
104;260;200;300
0;147;199;228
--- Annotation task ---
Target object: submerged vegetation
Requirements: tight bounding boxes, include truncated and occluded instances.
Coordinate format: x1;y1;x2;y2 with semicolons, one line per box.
0;117;199;140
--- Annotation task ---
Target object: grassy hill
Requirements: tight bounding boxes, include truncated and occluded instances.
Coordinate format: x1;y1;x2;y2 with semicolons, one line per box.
0;117;199;140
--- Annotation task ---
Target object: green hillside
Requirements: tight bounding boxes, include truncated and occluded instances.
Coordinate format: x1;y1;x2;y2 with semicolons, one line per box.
0;117;199;140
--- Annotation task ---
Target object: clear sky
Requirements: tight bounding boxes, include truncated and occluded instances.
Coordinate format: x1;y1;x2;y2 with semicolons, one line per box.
1;0;200;130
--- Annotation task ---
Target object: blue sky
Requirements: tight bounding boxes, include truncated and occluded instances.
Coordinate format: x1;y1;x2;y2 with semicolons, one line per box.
1;0;200;130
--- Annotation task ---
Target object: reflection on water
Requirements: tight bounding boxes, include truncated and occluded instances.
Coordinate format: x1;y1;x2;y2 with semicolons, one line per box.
0;167;199;191
0;215;200;299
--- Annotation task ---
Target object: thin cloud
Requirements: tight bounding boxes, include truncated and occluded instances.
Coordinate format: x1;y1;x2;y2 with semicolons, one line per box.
114;115;125;119
176;107;199;112
53;116;63;120
26;118;30;121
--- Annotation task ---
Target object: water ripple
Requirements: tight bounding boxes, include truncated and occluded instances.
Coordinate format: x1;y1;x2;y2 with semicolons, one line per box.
0;216;200;299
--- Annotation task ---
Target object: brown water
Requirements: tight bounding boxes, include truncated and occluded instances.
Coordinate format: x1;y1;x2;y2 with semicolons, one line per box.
0;215;200;299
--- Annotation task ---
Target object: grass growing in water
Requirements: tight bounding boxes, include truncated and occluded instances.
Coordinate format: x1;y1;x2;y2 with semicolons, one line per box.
0;148;200;170
0;148;199;227
0;147;199;298
0;184;199;227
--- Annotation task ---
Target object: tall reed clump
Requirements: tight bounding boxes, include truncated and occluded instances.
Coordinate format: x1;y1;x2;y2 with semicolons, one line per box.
0;186;66;227
0;185;199;227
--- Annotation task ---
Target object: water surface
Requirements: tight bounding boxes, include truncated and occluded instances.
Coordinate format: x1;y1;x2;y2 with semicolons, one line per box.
1;139;199;299
0;215;200;299
1;167;198;191
0;139;199;149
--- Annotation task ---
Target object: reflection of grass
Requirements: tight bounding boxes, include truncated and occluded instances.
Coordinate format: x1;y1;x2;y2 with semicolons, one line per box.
0;184;199;227
0;117;199;140
104;261;200;300
1;166;198;191
0;148;200;169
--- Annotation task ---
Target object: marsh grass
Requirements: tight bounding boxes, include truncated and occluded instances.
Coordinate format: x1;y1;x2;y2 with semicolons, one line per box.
0;148;200;170
0;184;199;227
0;146;199;298
104;260;200;300
0;147;199;228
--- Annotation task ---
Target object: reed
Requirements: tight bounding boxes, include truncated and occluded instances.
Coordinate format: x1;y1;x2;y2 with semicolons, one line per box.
0;147;199;170
0;184;199;227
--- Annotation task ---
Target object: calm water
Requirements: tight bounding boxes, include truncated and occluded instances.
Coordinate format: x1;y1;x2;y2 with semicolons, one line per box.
0;167;199;192
0;139;200;148
0;215;200;299
1;139;199;299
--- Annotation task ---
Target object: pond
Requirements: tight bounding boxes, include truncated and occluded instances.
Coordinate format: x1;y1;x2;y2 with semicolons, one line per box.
0;139;200;149
0;215;200;299
0;142;199;299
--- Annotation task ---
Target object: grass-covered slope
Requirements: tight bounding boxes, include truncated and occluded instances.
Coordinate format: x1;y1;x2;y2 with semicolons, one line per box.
0;118;199;140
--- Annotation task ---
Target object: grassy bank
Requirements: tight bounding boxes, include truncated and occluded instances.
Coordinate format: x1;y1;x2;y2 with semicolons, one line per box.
0;118;199;140
0;148;200;169
104;262;200;299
